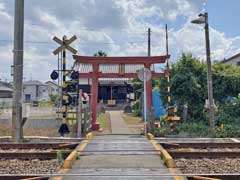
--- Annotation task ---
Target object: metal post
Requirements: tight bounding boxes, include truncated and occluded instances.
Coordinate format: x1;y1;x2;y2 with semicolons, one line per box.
204;13;215;131
166;24;170;104
148;28;151;57
77;89;82;137
143;69;147;135
111;83;112;100
12;0;24;142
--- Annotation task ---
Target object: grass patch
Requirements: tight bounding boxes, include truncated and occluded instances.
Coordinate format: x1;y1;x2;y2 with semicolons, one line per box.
0;124;58;137
122;113;143;125
0;124;11;136
97;113;111;132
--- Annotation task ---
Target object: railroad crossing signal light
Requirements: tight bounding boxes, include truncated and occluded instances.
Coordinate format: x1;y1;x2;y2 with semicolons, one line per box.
70;71;79;80
66;83;77;93
50;70;59;80
65;93;73;106
167;106;175;116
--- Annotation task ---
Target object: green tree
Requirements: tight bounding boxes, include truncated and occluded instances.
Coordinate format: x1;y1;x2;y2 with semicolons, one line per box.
94;50;107;57
212;63;240;101
160;53;206;122
159;53;240;123
49;94;59;106
156;53;240;137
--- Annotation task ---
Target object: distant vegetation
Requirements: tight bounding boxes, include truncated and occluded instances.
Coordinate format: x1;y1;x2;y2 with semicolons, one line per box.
158;53;240;137
132;53;240;137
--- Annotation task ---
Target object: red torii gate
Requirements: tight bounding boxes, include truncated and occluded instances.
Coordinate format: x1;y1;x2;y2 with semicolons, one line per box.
73;55;169;130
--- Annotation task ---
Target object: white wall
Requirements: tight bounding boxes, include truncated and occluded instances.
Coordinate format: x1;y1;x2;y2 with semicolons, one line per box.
38;86;50;101
79;78;92;85
224;56;240;66
23;85;37;101
0;98;12;107
23;85;50;102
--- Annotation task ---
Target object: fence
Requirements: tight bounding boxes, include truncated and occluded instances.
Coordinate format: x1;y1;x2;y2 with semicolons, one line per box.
0;105;57;120
67;106;92;137
82;107;92;136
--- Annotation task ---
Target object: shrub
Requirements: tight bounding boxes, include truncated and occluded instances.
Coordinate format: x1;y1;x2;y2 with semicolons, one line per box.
175;122;210;137
132;99;141;116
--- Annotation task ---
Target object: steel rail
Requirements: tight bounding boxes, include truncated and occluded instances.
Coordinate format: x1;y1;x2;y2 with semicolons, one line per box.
0;143;78;150
0;173;239;177
168;150;240;158
0;151;71;159
161;142;240;149
0;176;48;180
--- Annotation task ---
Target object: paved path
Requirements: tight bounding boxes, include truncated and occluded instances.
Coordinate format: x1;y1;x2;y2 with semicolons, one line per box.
108;111;131;134
63;135;174;180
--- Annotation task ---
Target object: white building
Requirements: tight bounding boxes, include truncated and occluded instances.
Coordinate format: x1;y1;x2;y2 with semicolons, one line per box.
45;81;61;96
0;82;12;107
23;80;50;103
221;53;240;66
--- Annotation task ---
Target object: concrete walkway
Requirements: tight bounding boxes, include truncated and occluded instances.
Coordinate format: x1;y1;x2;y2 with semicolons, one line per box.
108;111;131;134
63;135;174;180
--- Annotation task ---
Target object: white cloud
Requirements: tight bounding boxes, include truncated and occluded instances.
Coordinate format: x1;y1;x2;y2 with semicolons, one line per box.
0;0;240;82
0;2;12;20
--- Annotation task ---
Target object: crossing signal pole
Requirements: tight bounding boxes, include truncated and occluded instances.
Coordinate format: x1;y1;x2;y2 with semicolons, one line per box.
165;24;180;128
52;35;77;136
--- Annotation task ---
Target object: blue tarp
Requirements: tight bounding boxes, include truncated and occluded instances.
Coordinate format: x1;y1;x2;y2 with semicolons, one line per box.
152;92;166;119
141;91;166;120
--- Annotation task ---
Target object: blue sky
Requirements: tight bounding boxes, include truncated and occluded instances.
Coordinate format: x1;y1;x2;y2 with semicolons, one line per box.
0;0;239;81
206;0;240;38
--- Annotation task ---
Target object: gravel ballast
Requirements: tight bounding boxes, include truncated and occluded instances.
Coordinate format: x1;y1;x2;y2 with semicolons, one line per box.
0;159;62;174
175;158;240;174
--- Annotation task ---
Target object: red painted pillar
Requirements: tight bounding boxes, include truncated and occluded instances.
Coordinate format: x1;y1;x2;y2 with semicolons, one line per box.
144;63;153;111
91;64;100;130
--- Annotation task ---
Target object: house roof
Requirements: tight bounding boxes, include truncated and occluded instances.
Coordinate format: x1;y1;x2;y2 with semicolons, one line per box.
0;81;12;88
24;80;47;86
0;81;13;92
0;86;12;92
221;52;240;63
45;81;60;87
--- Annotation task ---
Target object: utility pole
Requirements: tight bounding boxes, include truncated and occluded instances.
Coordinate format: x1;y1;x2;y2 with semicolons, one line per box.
148;28;151;57
12;0;24;142
204;13;215;132
191;13;215;132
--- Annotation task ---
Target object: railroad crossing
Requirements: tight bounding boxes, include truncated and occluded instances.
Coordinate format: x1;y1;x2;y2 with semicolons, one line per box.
56;134;181;180
0;111;239;179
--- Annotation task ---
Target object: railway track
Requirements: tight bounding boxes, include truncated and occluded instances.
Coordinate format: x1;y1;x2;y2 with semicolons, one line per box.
0;141;239;180
161;142;240;180
0;143;79;180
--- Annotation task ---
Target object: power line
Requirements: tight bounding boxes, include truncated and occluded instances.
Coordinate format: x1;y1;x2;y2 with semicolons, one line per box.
30;23;148;35
0;39;155;45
